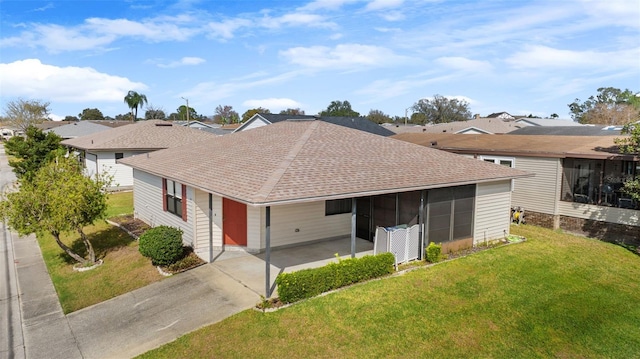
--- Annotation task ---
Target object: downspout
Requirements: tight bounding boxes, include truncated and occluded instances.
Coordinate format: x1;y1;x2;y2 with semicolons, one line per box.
209;193;213;262
265;206;272;298
419;190;426;260
351;198;356;258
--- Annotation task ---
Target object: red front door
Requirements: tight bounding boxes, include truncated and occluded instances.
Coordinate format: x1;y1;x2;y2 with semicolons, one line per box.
223;198;247;246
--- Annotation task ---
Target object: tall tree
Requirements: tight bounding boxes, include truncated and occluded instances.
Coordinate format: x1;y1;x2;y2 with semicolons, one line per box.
366;109;392;124
615;123;640;201
3;99;51;131
279;108;305;115
213;105;240;124
568;87;640;125
123;90;148;121
412;95;472;124
144;105;166;120
319;100;360;117
4;126;64;182
78;108;105;121
176;105;198;122
241;107;271;123
0;156;111;265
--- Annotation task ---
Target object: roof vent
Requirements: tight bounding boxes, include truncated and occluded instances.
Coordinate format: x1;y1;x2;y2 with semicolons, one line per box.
430;141;438;146
155;123;173;127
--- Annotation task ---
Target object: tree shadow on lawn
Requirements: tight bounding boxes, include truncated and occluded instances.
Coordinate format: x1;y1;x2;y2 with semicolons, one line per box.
58;223;136;265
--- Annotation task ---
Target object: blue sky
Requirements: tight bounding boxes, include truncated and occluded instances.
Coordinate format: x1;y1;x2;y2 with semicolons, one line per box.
0;0;638;121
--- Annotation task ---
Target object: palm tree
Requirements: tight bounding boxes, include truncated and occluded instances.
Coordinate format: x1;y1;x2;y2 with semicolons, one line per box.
124;90;148;121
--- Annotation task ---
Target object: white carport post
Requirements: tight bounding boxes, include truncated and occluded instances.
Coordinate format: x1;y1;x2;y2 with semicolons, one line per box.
265;206;272;298
351;198;356;258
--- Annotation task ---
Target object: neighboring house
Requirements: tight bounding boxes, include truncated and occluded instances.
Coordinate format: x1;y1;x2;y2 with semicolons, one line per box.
44;121;112;139
394;133;640;244
174;120;233;136
234;113;396;137
486;112;518;120
510;125;622;136
514;118;583;127
120;119;531;295
61;120;217;189
174;120;214;129
388;117;524;135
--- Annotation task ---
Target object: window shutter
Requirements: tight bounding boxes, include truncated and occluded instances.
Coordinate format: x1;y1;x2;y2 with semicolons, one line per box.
162;179;168;211
181;184;187;222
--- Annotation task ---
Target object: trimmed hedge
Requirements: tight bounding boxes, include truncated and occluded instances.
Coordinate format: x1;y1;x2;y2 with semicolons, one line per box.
275;252;395;304
138;226;184;266
426;242;443;263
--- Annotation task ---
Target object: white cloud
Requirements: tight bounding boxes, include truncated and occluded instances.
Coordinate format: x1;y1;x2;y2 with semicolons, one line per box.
0;59;146;103
434;57;493;73
298;0;359;11
380;11;405;21
505;45;639;70
259;13;335;30
157;57;206;68
242;98;303;111
577;0;640;29
365;0;404;11
207;18;252;40
280;43;412;70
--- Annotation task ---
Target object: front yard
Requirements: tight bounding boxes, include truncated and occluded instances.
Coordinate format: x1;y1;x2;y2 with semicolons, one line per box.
137;225;640;358
38;191;164;313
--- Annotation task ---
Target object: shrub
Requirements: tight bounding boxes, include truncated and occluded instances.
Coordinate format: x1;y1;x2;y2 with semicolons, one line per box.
276;252;395;304
138;226;184;266
426;242;443;263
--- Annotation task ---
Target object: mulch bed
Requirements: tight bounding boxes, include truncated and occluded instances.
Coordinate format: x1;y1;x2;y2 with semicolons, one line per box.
108;214;151;238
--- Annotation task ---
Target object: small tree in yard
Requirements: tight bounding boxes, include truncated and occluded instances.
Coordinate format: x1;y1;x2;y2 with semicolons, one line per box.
4;126;64;182
615;123;640;201
0;156;111;266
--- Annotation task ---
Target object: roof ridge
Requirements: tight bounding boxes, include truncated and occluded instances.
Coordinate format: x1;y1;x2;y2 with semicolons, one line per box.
253;120;320;203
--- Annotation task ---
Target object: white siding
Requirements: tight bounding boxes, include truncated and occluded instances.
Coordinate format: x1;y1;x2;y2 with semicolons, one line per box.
247;206;263;250
97;151;146;188
558;202;639;226
237;118;269;132
132;169;194;246
267;202;351;248
85;152;98;177
193;189;223;260
474;180;513;244
511;157;561;215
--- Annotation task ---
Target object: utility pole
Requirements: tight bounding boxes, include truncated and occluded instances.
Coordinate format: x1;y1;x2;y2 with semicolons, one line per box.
181;97;190;126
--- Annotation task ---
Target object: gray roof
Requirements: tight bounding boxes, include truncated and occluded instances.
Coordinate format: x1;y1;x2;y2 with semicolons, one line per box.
388;117;523;134
515;118;583;126
44;121;112;139
120;120;531;206
241;113;395;137
61;120;217;151
509;125;622;136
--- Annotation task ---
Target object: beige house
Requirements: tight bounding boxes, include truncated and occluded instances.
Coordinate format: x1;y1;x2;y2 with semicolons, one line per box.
120;120;530;295
62;120;217;189
394;133;640;244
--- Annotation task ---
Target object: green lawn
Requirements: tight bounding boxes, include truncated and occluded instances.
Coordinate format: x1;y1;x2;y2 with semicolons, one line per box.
138;225;640;358
38;191;163;313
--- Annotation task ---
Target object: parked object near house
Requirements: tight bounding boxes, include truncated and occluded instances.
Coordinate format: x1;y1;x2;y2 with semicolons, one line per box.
120;120;530;296
61;120;217;189
394;133;640;244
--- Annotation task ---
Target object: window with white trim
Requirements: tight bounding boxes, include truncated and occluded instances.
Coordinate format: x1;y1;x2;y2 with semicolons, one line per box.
480;156;514;168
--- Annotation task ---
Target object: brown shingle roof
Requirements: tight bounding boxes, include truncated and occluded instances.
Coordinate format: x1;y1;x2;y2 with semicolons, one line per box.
61;120;217;151
120;120;531;206
393;133;638;160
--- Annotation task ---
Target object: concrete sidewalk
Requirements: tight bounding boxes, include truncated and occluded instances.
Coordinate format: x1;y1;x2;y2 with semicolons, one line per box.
11;231;260;359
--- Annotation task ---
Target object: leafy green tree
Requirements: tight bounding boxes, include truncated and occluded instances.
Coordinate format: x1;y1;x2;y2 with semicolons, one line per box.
0;156;111;265
366;109;391;124
550;113;559;119
64;115;80;122
241;107;270;123
176;105;199;122
213;105;240;124
4;126;64;182
78;108;105;121
568;87;639;124
124;90;148;121
3;98;51;131
279;108;305;115
319;100;360;117
412;95;472;124
615;123;640;201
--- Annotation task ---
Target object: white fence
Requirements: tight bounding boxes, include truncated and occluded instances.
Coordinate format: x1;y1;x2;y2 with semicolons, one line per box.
374;224;422;267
